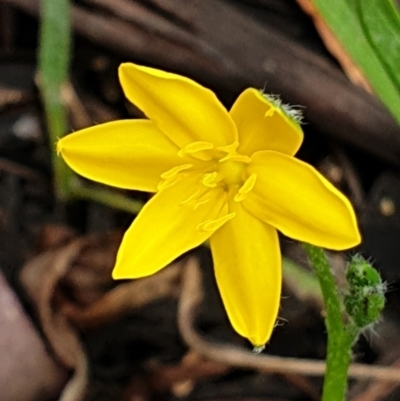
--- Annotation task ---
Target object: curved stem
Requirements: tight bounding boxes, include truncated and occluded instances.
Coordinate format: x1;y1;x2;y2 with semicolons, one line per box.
302;243;358;401
69;179;144;215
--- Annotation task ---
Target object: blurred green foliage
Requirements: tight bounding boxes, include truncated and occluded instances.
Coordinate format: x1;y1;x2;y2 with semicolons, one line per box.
309;0;400;125
39;0;72;199
38;0;143;213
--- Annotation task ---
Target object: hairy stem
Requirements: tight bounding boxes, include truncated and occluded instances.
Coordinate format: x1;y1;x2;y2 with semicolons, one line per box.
302;243;358;401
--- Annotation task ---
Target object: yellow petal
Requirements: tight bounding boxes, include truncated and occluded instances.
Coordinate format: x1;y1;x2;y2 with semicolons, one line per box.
113;175;228;279
210;200;281;346
230;88;303;157
119;63;237;148
245;151;361;249
57;119;185;192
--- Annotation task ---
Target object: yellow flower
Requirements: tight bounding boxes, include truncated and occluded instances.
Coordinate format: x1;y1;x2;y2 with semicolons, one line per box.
57;63;361;346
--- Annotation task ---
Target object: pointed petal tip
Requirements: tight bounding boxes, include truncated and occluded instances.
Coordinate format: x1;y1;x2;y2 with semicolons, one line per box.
252;344;266;354
327;195;362;251
231;88;303;157
118;63;141;86
247;151;363;251
56;141;61;156
119;61;135;70
211;202;280;350
118;62;133;76
56;137;64;156
119;62;131;69
118;62;238;148
111;268;122;280
111;263;142;280
111;257;128;280
332;227;362;251
112;248;142;280
349;225;362;247
234;326;272;348
244;327;273;348
112;257;144;280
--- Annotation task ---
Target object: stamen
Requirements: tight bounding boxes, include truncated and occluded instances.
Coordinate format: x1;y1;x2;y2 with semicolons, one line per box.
234;173;257;202
181;186;216;208
178;141;214;156
194;198;211;209
217;142;239;155
159;164;193;191
219;154;251;163
197;212;236;232
201;172;219;188
157;175;181;191
178;141;215;161
180;189;202;205
161;164;193;179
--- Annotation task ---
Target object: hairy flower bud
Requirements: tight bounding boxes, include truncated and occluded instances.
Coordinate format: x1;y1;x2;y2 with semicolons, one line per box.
344;255;385;328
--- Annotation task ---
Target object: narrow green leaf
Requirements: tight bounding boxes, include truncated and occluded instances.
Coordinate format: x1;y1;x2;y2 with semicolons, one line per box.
357;0;400;91
38;0;73;198
39;0;71;89
309;0;400;126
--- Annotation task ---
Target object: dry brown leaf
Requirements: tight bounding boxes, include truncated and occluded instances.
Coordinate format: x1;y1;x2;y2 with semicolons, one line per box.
20;238;91;401
20;232;187;400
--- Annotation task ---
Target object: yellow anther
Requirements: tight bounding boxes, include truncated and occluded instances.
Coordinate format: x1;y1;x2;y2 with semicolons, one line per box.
194;198;211;209
180;189;202;205
217;141;239;155
201;172;219;188
219;154;251;163
234;173;257;202
157;175;181;191
161;164;193;179
197;212;236;232
182;141;214;154
178;141;215;160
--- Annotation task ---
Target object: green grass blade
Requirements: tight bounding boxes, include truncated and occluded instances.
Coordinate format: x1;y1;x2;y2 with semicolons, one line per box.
38;0;73;199
357;0;400;91
309;0;400;126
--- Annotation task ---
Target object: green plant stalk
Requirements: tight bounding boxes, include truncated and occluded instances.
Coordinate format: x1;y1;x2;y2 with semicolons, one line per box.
38;0;72;199
302;243;358;401
38;0;146;214
46;95;75;199
69;179;144;215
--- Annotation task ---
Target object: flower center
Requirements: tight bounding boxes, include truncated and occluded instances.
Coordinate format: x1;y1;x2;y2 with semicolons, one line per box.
160;141;258;203
199;154;257;202
218;159;247;186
